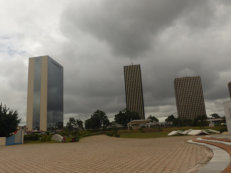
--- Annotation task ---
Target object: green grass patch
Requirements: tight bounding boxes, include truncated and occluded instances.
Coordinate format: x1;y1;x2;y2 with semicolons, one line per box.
118;125;226;139
24;140;58;144
119;131;169;138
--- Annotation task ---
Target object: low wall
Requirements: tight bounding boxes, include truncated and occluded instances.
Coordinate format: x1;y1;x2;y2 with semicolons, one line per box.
0;137;6;146
6;129;24;145
0;129;24;146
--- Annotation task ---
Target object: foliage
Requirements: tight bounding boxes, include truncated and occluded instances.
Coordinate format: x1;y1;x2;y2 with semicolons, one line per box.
165;114;208;127
79;130;105;137
63;136;80;142
210;113;220;119
24;133;52;143
55;121;63;129
139;127;145;133
165;115;208;126
62;118;84;141
165;115;176;123
40;134;52;142
66;118;83;131
147;115;159;122
106;128;120;137
85;110;110;129
24;133;40;141
193;115;208;127
0;103;21;137
114;110;140;126
217;126;227;133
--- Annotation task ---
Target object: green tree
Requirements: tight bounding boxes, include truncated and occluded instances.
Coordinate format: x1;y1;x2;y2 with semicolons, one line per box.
165;115;176;123
193;115;208;127
66;118;83;131
210;113;220;119
114;110;140;126
147;115;159;122
0;103;21;137
85;110;109;129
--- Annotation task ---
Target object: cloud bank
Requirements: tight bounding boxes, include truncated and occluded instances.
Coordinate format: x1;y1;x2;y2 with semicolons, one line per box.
0;0;231;124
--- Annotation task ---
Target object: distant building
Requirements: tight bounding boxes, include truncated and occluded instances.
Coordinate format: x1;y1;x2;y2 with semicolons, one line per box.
124;64;145;119
228;82;231;99
127;120;150;129
224;101;231;133
26;56;63;131
174;76;206;120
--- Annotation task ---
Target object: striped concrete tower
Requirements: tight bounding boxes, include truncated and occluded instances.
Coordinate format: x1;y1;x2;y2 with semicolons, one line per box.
174;76;206;120
124;64;145;119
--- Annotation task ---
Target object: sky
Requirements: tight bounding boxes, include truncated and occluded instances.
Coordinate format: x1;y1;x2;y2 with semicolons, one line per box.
0;0;231;125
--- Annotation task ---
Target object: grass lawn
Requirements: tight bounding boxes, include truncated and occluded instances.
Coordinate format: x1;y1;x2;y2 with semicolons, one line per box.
119;131;169;138
118;126;226;139
24;140;59;144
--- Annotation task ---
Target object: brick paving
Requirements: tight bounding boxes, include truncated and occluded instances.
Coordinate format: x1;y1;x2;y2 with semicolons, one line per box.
0;135;213;173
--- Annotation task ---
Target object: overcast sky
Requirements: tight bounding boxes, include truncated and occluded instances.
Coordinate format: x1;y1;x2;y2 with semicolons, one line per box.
1;0;231;124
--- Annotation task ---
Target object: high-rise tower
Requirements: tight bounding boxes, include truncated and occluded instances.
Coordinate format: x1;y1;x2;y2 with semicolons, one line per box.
26;56;63;131
228;82;231;99
174;76;206;120
124;64;145;119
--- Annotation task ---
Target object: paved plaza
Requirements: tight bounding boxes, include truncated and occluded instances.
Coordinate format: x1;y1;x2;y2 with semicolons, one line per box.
0;135;213;173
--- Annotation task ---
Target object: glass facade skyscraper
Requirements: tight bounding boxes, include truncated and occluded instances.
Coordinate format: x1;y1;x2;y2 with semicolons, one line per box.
27;56;63;131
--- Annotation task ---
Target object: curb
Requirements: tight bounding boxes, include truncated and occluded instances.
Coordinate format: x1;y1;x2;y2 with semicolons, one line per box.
188;139;230;173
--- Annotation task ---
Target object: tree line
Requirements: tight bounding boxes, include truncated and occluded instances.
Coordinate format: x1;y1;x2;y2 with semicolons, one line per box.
1;100;224;137
66;109;161;130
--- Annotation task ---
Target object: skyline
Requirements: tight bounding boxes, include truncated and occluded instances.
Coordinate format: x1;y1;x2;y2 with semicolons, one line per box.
1;0;231;125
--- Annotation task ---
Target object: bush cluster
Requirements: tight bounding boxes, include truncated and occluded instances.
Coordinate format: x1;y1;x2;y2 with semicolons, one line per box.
106;129;120;137
63;136;79;142
24;133;40;141
40;134;52;142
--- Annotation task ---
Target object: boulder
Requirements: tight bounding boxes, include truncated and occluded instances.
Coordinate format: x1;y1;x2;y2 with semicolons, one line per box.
51;134;63;142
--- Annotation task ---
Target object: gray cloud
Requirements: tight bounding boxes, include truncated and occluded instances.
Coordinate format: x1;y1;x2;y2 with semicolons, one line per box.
0;0;231;125
58;0;231;119
61;0;215;58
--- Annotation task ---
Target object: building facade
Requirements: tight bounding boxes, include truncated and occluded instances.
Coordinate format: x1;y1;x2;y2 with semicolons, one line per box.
228;82;231;99
26;56;63;131
174;76;206;120
224;101;231;134
124;64;145;119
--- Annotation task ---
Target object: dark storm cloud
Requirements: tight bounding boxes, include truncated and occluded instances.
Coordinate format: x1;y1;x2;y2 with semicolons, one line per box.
57;0;231;118
61;0;214;58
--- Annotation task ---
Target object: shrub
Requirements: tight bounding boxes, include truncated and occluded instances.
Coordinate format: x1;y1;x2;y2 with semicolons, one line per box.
218;126;227;133
139;127;144;133
106;130;120;137
114;134;120;137
106;132;114;136
75;136;80;142
24;133;40;141
40;134;51;142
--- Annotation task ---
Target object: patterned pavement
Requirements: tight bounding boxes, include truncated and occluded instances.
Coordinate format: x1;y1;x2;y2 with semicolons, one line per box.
0;135;213;173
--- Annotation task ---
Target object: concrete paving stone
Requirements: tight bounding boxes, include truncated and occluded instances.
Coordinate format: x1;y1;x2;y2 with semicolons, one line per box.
190;138;231;173
0;135;212;173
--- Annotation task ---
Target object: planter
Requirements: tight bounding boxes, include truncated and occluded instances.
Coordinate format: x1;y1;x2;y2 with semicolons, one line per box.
0;137;6;146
